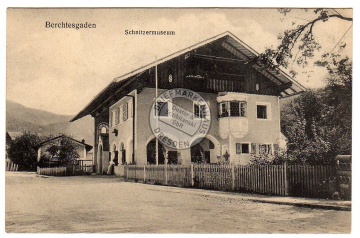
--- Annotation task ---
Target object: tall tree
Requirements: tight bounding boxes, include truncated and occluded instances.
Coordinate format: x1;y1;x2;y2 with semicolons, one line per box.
7;131;41;171
281;56;352;163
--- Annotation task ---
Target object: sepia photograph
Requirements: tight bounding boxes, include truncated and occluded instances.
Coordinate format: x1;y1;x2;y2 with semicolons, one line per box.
3;3;354;234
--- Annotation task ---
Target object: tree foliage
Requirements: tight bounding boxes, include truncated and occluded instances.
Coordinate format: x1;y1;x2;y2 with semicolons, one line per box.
7;131;41;171
251;57;351;165
281;58;351;164
250;9;352;165
258;8;352;77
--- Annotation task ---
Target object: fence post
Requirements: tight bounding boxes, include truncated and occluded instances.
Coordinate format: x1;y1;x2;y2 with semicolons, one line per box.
191;164;194;187
284;162;289;196
231;164;235;191
165;164;168;185
126;165;128;179
144;165;146;183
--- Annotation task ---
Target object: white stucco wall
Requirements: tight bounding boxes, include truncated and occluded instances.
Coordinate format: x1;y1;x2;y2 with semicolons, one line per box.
132;87;281;165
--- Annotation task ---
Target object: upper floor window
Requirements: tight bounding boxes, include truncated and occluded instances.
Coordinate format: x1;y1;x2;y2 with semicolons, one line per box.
219;101;246;118
123;103;128;121
115;108;120;125
110;110;116;127
257;103;271;120
154;101;169;117
194;103;207;119
97;123;109;135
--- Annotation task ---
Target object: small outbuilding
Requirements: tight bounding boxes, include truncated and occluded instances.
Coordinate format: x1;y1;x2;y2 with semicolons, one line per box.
37;135;93;166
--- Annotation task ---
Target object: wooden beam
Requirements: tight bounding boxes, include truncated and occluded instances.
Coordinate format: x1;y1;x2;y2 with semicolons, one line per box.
192;53;245;63
252;64;283;86
221;41;250;61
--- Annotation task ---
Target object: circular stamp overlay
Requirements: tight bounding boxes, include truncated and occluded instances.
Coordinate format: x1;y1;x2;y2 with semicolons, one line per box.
149;88;211;150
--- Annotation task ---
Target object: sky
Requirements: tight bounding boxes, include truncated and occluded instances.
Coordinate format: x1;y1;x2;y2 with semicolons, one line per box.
6;8;353;115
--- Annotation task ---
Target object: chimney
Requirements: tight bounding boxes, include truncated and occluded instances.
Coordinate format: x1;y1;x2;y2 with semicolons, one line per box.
82;139;85;144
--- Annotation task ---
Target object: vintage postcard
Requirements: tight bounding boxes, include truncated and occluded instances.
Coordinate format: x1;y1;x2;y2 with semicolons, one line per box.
5;6;353;234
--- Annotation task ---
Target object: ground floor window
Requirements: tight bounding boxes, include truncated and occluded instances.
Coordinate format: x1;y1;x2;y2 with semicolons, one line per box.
236;143;249;154
259;144;272;155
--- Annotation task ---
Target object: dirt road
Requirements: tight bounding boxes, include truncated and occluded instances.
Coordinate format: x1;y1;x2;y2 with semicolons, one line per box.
5;172;351;233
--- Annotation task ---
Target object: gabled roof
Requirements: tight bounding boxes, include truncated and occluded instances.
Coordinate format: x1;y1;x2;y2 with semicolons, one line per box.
71;31;306;122
38;135;93;151
7;131;23;140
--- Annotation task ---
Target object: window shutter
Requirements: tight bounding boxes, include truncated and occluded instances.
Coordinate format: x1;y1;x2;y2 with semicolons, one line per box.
251;143;257;154
236;143;241;154
273;144;279;152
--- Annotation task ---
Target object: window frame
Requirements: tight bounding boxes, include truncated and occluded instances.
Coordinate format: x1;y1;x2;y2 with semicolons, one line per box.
193;101;209;119
154;99;172;118
123;103;128;122
256;102;271;120
236;142;250;154
259;143;273;155
128;100;133;118
219;101;247;118
115;107;120;125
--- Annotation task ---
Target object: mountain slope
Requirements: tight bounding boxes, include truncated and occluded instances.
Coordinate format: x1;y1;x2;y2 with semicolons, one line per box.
6;100;94;145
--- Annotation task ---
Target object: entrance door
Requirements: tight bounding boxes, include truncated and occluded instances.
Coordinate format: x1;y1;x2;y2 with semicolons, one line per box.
147;139;165;164
205;151;210;163
122;150;126;164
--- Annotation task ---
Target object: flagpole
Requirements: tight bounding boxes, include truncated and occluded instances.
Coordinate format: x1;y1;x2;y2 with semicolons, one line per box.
155;56;159;165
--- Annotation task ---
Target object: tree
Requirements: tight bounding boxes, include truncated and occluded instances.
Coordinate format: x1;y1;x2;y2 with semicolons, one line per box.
253;55;352;165
258;8;352;73
7;131;41;171
252;9;353;165
280;57;351;164
44;136;80;167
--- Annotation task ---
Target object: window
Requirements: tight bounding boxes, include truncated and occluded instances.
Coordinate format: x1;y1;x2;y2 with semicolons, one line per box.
236;143;249;154
257;105;267;119
115;108;120;125
110;110;116;127
230;102;240;116
194;103;207;118
154;101;169;117
219;101;246;118
123;103;128;121
259;144;272;155
219;102;228;117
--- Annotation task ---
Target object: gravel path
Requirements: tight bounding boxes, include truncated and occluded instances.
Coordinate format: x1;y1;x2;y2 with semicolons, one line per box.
5;172;351;233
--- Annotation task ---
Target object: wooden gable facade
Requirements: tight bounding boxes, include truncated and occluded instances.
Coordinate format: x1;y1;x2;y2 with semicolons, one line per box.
71;32;305;123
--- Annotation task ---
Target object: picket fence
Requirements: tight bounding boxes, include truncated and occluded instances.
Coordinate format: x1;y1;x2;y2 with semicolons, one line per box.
120;164;335;198
5;160;19;171
37;166;67;176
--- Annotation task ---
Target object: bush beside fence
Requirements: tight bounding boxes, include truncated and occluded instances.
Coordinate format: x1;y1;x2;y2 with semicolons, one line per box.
119;164;337;199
